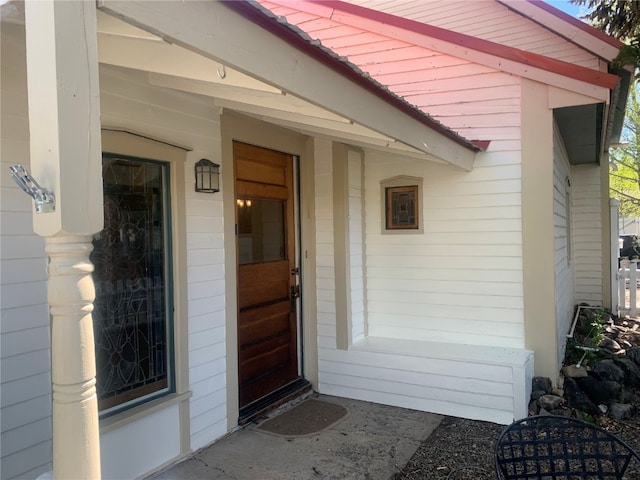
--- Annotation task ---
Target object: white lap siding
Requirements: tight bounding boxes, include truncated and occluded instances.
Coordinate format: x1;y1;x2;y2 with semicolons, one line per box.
364;150;524;347
571;163;604;306
553;127;575;366
1;23;52;480
313;71;532;422
348;151;366;344
99;64;227;457
365;68;524;348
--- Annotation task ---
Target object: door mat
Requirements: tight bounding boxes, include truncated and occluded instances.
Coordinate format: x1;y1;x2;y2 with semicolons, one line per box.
256;398;348;436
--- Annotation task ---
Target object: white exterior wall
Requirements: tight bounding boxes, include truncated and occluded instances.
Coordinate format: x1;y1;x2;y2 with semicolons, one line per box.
314;141;533;422
313;73;533;423
347;151;366;343
0;23;52;480
314;139;338;359
364;151;524;347
365;67;524;347
1;21;228;477
351;0;601;69
98;64;228;468
553;127;575;365
572;163;604;306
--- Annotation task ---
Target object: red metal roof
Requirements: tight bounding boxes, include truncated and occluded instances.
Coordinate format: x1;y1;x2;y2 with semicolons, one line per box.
267;0;618;90
221;0;485;153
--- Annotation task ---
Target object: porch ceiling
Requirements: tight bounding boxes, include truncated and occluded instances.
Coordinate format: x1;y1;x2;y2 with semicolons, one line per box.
96;0;481;170
97;18;438;161
554;103;604;165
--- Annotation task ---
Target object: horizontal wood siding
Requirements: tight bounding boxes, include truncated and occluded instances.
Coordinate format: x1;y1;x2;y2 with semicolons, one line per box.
364;147;524;348
318;337;532;424
348;151;366;343
553;127;575;365
361;68;524;347
1;23;52;480
571;163;604;306
99;64;228;451
313;132;530;422
314;139;338;356
350;0;601;69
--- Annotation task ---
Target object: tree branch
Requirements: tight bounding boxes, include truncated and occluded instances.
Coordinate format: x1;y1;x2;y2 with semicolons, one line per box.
611;187;640;204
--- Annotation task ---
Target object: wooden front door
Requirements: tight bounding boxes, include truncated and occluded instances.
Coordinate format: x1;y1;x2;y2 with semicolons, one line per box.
234;141;299;409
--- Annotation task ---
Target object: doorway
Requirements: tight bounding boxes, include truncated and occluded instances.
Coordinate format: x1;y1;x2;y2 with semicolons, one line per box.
234;141;301;411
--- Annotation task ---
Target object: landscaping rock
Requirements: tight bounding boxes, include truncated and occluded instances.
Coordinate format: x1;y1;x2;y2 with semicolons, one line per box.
530;389;546;401
614;357;640;387
576;375;615;406
563;377;600;416
592;359;626;383
609;403;635;420
601;380;623;402
530;307;640;430
562;365;588;378
538;394;563;410
532;377;552;394
627;346;640;367
599;336;622;352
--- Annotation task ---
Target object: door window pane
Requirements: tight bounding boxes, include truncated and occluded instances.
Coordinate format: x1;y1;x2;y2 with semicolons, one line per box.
91;156;173;413
237;197;285;265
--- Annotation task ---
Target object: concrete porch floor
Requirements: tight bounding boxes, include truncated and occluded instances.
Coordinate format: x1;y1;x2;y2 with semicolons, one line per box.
149;394;443;480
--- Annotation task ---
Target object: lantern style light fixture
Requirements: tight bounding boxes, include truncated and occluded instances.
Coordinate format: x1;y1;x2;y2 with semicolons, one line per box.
194;158;220;193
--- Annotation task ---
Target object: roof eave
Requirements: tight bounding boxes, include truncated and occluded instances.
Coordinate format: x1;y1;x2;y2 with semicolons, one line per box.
497;0;622;62
225;1;483;155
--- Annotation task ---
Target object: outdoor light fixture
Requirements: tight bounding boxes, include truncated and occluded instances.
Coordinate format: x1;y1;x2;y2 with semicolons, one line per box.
194;158;220;193
9;165;56;213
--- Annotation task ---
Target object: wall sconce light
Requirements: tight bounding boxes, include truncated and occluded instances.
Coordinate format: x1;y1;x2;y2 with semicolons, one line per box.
195;159;220;193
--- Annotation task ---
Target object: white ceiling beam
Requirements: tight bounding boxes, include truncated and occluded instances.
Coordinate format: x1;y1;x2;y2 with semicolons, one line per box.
148;73;350;123
252;113;446;162
214;98;376;135
232;109;432;156
98;32;281;93
149;73;444;157
97;0;477;170
97;10;160;41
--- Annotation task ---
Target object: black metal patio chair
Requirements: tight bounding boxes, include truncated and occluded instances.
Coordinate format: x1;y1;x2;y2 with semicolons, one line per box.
495;415;640;479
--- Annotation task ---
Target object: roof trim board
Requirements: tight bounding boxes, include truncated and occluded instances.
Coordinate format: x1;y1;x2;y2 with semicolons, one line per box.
223;1;483;153
528;0;622;49
287;0;619;91
498;0;622;61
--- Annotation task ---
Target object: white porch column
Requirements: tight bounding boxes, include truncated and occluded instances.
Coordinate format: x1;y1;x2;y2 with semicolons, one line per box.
23;1;103;479
610;198;620;313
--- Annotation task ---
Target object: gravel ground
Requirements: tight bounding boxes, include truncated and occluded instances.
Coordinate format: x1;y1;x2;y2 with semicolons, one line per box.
392;416;503;480
395;310;640;480
393;389;640;480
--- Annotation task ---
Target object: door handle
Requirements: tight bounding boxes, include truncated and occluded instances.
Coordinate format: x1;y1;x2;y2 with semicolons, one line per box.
290;285;300;311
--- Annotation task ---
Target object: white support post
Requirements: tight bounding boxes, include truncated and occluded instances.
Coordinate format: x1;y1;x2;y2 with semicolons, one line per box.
47;237;101;479
23;1;103;478
610;198;620;313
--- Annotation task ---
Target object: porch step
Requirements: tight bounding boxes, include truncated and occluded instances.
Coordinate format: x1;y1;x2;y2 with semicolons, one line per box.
238;377;312;425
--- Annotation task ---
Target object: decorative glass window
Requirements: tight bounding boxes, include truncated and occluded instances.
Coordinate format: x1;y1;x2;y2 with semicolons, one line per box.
380;176;423;234
91;154;174;415
386;186;418;229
